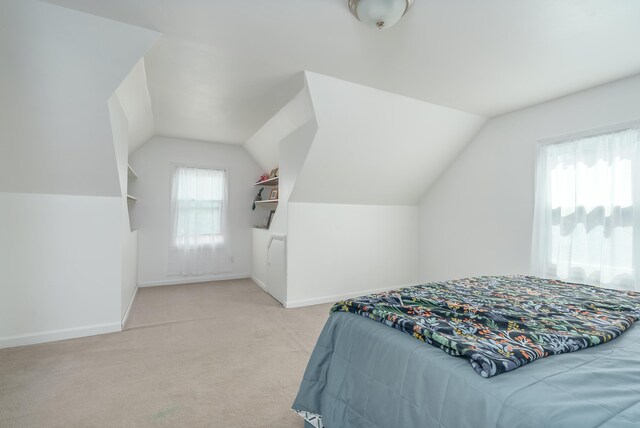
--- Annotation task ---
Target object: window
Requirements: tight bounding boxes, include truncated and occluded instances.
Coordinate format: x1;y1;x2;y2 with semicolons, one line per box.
171;166;227;248
532;127;639;291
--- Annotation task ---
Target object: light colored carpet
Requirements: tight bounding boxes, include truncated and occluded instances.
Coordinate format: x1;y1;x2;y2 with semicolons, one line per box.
0;279;332;427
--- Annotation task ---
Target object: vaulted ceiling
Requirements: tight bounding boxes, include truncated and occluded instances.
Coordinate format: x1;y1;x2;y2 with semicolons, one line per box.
46;0;640;146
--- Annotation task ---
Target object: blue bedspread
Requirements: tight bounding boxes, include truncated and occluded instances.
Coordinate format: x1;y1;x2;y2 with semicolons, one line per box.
293;312;640;427
331;276;640;377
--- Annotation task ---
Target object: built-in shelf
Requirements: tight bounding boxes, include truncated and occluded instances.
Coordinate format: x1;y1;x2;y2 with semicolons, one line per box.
127;164;138;179
255;199;278;205
126;165;138;232
254;176;278;187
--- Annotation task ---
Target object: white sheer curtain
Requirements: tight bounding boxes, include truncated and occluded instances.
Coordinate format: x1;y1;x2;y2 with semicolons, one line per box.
532;127;640;291
168;166;231;276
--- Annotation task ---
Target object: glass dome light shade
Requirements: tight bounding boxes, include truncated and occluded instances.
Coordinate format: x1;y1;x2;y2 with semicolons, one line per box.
349;0;413;30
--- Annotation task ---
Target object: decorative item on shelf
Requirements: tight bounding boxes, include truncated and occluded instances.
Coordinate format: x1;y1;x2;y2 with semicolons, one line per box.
257;173;270;183
269;167;279;178
267;210;275;229
269;189;278;200
252;187;264;210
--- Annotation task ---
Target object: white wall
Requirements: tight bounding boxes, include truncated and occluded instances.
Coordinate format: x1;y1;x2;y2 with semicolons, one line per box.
275;72;479;307
0;192;122;348
0;0;158;197
292;72;487;205
244;85;317;299
251;228;271;290
269;119;318;233
130;136;263;286
0;0;156;348
286;203;419;307
122;230;138;322
116;59;155;155
108;93;139;322
244;87;314;173
245;72;481;306
418;73;640;283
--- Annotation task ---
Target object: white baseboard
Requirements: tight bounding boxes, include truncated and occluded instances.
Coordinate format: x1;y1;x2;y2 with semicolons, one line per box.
250;275;268;292
0;322;121;350
138;273;251;288
121;285;139;329
284;283;417;309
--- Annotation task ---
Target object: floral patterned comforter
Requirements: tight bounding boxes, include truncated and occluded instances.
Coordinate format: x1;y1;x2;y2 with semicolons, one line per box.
331;275;640;377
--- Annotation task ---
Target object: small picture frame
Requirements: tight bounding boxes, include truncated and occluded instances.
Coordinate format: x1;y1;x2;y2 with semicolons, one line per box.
269;189;278;200
269;167;279;178
267;210;275;228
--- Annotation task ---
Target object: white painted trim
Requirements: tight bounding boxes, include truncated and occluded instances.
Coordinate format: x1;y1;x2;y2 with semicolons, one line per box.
121;285;139;329
284;283;418;308
0;322;121;350
250;275;268;292
138;273;251;287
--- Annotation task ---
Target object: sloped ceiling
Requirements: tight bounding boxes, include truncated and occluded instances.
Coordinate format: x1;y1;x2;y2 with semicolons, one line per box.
245;72;486;206
44;0;640;146
244;82;312;173
144;38;304;145
0;0;158;197
289;72;487;205
114;59;155;154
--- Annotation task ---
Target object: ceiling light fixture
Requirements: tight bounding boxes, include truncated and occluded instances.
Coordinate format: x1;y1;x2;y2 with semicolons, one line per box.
348;0;414;30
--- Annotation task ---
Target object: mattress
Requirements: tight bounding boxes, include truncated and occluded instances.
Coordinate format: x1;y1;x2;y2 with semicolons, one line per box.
293;312;640;427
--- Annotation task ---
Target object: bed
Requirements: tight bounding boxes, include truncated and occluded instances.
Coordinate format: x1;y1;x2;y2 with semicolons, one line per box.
292;276;640;427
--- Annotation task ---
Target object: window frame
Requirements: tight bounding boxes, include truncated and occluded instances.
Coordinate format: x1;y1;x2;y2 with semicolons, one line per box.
170;163;230;249
534;120;640;282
